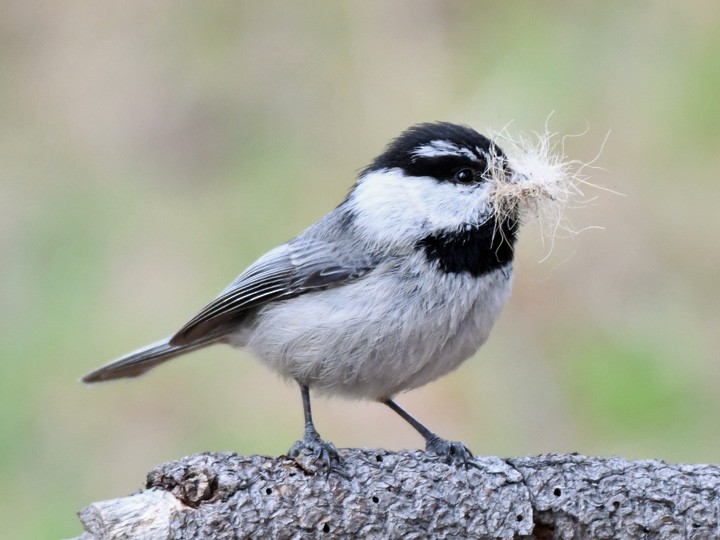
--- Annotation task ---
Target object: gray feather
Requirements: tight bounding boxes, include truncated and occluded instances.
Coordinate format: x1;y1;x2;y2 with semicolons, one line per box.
170;229;376;346
81;336;218;383
83;211;375;383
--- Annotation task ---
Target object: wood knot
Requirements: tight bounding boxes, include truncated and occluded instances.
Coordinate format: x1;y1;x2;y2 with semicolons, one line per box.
182;470;216;507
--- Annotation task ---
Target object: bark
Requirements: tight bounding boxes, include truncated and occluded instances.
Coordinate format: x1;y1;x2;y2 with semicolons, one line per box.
76;449;720;539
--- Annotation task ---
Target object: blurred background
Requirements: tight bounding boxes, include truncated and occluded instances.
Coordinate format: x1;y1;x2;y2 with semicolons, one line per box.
2;1;719;537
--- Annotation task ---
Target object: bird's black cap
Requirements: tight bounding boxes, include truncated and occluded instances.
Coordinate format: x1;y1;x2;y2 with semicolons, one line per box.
363;122;505;181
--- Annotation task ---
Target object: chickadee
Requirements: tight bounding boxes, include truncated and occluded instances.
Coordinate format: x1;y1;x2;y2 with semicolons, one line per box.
83;122;520;467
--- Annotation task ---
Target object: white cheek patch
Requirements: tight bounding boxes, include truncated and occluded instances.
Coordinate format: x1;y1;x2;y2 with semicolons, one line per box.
412;140;479;161
349;169;492;248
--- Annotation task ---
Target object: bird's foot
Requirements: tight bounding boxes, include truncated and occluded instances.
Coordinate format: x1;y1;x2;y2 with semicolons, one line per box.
288;426;343;473
425;435;478;468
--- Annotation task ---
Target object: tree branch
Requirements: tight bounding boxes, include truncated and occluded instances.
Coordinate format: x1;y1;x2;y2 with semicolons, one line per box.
76;450;720;539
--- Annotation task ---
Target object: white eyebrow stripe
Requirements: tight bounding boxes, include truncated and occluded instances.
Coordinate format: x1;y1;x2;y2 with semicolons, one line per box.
411;140;479;161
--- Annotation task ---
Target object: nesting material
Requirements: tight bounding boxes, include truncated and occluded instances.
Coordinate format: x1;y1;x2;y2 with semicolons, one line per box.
486;127;607;255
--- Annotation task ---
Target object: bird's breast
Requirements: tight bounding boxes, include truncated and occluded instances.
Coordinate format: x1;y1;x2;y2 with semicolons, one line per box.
241;254;514;400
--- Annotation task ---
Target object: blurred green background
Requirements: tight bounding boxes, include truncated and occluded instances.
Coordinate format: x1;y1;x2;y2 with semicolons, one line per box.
2;2;719;537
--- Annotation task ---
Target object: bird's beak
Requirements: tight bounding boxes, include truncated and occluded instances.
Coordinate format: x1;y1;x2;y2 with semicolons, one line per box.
491;166;522;186
508;170;527;184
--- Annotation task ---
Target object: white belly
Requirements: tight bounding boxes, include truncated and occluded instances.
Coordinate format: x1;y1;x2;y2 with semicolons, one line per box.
235;256;513;400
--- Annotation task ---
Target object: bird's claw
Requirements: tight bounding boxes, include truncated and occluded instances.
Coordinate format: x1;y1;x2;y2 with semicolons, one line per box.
425;435;479;468
288;427;343;474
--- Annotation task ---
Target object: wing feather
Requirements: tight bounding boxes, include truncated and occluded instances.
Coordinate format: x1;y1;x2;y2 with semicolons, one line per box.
169;239;374;345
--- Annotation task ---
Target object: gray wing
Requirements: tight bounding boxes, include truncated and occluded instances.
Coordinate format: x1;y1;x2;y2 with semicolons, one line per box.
169;237;375;346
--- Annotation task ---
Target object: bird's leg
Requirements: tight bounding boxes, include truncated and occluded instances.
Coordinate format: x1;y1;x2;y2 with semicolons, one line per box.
288;384;341;470
383;398;476;467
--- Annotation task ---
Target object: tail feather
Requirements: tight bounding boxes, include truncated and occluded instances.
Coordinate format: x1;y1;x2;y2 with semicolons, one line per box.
81;336;217;383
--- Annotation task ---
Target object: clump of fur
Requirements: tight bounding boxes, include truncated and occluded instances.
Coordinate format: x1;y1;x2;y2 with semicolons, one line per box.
486;126;607;257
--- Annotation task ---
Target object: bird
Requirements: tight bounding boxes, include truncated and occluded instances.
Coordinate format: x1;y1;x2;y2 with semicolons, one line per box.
82;122;521;469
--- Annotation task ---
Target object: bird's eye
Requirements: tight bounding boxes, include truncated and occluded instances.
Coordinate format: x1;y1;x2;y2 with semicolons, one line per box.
454;168;475;184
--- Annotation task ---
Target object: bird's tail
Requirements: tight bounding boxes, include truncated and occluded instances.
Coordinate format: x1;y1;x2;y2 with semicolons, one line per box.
81;336;219;383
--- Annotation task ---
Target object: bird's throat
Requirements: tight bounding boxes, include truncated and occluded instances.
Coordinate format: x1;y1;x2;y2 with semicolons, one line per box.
417;217;517;276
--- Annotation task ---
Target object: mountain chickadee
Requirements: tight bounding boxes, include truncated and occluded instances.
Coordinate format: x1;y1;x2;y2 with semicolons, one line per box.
83;122;526;467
